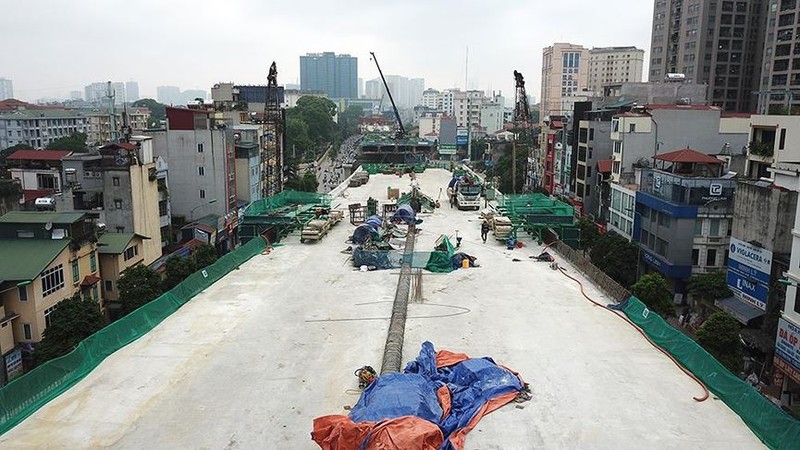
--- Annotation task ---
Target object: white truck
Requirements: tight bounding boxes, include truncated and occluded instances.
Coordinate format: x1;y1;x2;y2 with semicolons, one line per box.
455;183;482;210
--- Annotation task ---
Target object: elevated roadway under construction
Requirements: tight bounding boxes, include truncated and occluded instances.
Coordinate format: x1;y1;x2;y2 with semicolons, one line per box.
0;169;763;449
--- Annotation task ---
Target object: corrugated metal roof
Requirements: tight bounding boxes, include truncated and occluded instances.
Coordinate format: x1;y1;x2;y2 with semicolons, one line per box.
7;150;72;161
654;148;723;164
0;239;69;283
0;211;86;224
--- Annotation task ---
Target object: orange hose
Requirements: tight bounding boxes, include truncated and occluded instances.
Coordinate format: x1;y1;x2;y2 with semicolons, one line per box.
556;265;710;402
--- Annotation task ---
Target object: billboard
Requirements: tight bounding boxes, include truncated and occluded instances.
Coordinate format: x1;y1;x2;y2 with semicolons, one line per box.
439;144;457;155
726;237;772;311
776;318;800;374
456;128;468;145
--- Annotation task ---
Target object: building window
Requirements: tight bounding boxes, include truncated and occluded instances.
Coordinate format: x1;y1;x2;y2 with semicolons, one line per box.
41;264;65;297
198;166;205;176
124;245;139;261
629;123;636;133
694;219;703;235
706;249;717;267
23;323;32;340
112;177;120;187
197;143;204;153
44;304;58;328
105;280;113;292
18;285;28;301
72;259;79;283
200;189;206;199
114;199;123;209
116;226;125;233
692;249;700;266
90;252;97;272
612;119;620;132
93;284;99;302
727;219;732;236
710;219;720;236
658;212;671;228
780;128;787;150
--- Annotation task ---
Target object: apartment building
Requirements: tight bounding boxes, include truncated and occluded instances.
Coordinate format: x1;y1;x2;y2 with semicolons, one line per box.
0;109;89;149
86;108;150;145
757;0;800;113
541;43;590;120
0;211;99;380
587;46;645;94
97;232;149;305
745;115;800;180
649;0;765;112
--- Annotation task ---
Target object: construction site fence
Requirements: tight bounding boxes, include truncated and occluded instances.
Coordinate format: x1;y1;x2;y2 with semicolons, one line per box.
0;236;268;437
622;297;800;449
243;190;331;217
352;249;453;273
543;230;631;303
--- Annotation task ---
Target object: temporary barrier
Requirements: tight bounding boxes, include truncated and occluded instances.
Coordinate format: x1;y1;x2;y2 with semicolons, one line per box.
0;237;268;437
622;296;800;449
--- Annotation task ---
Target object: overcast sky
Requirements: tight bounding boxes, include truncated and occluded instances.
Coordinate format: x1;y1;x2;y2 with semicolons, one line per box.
4;0;654;103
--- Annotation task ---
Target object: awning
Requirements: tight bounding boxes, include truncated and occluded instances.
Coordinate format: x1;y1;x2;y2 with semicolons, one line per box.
80;274;102;287
715;296;765;324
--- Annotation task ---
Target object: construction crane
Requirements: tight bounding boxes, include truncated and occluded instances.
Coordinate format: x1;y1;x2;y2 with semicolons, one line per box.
370;52;405;138
512;70;533;194
513;70;531;124
261;61;284;197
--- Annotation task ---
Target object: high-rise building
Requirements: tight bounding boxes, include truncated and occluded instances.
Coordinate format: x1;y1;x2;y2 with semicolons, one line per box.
69;90;82;100
157;86;182;105
362;76;424;109
0;78;13;100
648;0;765;112
84;82;125;104
299;52;357;99
587;47;645;94
540;43;590;120
358;77;364;98
125;81;140;102
758;2;800;113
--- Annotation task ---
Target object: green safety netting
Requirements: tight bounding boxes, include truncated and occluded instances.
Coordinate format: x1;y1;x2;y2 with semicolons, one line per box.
0;236;268;437
425;236;455;273
622;296;800;450
361;163;429;175
243;190;331;217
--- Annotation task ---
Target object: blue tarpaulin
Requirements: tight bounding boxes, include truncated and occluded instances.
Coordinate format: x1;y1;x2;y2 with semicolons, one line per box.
312;342;526;450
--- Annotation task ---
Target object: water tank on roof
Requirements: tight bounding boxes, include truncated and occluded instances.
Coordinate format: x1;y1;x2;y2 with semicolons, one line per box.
665;73;686;82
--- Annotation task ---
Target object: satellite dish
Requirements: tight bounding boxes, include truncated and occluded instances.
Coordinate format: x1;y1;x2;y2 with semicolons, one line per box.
44;222;53;231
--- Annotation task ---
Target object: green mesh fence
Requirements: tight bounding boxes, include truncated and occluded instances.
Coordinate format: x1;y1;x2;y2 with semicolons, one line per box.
243;190;331;217
0;237;268;437
622;296;800;449
361;163;429;175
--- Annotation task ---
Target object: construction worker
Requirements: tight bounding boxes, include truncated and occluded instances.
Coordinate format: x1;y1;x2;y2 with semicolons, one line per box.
481;221;490;243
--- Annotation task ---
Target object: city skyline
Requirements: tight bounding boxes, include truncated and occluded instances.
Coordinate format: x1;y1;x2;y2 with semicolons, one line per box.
2;0;654;103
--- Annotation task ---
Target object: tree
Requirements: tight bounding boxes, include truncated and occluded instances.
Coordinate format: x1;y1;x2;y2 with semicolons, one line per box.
46;132;88;152
589;231;639;288
163;255;196;291
495;142;527;194
578;216;600;251
35;293;105;365
688;272;732;307
192;243;218;269
286;117;314;159
336;104;364;141
630;273;676;317
696;312;743;373
289;96;337;150
117;264;163;316
132;98;167;127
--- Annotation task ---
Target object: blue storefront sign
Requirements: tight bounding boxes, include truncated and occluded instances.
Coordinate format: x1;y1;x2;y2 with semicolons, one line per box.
726;270;768;310
726;237;772;311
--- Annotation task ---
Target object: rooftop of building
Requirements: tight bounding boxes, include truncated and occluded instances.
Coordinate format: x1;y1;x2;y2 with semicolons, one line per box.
654;148;724;165
645;104;722;111
7;149;73;161
0;168;762;448
0;239;69;284
97;233;148;255
0;108;87;119
0;211;86;224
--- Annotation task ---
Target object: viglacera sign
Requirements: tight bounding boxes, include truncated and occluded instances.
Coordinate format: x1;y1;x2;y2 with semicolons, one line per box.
729;237;772;275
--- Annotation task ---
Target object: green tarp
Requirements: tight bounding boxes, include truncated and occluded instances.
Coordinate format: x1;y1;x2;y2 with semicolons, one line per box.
622;296;800;450
0;237;268;436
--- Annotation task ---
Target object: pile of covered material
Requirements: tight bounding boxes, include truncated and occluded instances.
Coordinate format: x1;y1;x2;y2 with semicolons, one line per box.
390;204;422;225
311;342;527;449
351;215;385;245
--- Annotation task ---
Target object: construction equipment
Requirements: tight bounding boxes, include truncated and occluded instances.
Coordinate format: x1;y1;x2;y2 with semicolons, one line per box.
261;61;285;197
370;52;405;139
454;182;482;210
300;209;343;243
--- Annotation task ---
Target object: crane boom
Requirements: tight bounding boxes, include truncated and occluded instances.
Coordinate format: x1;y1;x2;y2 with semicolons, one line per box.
370;52;405;137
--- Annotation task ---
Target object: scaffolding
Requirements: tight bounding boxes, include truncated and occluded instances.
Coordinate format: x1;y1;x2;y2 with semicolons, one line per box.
261;62;285;198
496;193;579;246
239;190;331;244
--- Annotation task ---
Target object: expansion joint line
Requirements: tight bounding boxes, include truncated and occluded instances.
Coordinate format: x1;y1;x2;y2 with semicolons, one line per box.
556;261;710;402
380;223;416;375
